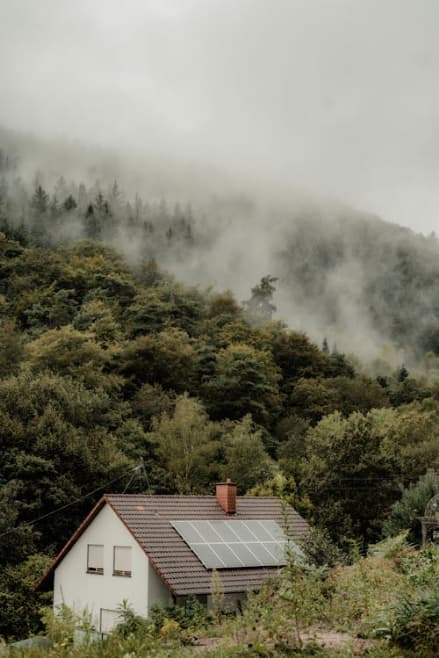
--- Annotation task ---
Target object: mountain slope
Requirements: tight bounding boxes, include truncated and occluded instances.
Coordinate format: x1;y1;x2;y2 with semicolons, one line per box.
1;126;439;363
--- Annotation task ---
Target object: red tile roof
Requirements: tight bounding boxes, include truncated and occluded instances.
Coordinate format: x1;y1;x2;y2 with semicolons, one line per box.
37;494;309;596
108;494;309;596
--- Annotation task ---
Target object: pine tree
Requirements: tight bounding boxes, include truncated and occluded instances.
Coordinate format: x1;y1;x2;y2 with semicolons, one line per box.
63;195;77;212
243;275;278;324
31;185;49;216
397;364;409;382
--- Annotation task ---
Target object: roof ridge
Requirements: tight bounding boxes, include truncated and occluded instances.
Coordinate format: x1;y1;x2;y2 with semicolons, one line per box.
105;493;215;497
104;494;282;499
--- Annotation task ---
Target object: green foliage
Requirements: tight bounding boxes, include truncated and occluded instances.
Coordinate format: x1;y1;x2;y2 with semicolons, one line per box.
303;409;401;544
1;548;438;656
211;570;225;622
383;471;439;542
113;599;151;639
383;403;439;482
235;567;325;650
0;371;129;550
118;328;195;393
243;275;278;325
0;320;23;376
40;604;82;648
127;282;206;337
279;561;326;648
130;383;176;429
4;147;439;366
368;532;411;560
398;543;439;588
149;597;211;632
288;375;387;424
276;415;310;462
300;526;346;568
73;299;122;346
203;343;281;426
207;290;241;322
289;378;341;423
327;555;405;635
148;394;220;493
26;326;114;390
0;554;51;640
271;330;331;396
380;588;439;653
219;415;274;491
1;211;439;645
248;472;313;518
0;481;35;564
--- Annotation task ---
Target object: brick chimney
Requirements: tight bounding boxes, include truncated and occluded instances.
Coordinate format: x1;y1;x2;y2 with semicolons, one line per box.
216;480;237;514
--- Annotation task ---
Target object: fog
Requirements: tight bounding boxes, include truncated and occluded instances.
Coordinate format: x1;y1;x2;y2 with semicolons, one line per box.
2;1;439;365
1;0;439;234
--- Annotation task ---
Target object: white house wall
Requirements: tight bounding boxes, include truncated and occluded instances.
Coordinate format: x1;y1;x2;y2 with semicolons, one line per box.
53;503;171;632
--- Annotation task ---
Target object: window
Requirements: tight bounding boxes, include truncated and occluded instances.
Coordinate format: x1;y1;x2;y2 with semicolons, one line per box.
113;546;132;576
87;544;104;574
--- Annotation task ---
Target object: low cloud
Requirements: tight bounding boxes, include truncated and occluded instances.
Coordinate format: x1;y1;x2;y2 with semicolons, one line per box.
1;1;439;233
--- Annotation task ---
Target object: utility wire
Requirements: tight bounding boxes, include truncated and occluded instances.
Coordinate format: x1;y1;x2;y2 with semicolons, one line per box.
122;467;140;494
139;456;152;495
0;462;143;540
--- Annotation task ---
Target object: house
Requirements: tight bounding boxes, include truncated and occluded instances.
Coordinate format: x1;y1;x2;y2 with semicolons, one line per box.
36;481;309;634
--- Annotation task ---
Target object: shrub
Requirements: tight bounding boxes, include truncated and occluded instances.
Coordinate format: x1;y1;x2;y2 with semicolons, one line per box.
398;544;439;588
40;605;79;648
160;618;180;639
383;470;439;544
367;531;412;560
234;564;325;650
374;546;439;654
386;588;439;653
149;597;211;633
327;556;404;633
113;599;152;639
300;526;346;567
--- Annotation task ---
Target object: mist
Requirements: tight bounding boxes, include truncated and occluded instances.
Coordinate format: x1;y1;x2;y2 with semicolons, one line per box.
2;2;439;364
1;0;439;234
2;125;439;368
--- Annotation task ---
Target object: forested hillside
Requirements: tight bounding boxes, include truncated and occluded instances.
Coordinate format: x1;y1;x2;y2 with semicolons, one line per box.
2;1;439;651
0;131;439;645
2;130;439;365
1;221;439;640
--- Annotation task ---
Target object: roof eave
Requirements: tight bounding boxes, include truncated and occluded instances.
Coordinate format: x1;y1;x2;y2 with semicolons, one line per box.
34;495;108;592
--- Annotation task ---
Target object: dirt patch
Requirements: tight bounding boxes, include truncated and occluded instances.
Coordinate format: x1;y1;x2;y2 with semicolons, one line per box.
192;629;373;654
302;629;373;652
192;637;223;649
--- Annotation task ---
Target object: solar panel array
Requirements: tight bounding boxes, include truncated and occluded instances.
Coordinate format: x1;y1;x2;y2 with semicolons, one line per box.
171;519;299;569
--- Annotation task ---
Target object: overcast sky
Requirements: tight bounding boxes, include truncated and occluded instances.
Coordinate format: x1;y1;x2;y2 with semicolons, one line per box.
1;0;439;233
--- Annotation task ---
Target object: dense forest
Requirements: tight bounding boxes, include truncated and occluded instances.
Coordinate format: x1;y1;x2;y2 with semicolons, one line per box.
0;229;439;638
0;134;438;652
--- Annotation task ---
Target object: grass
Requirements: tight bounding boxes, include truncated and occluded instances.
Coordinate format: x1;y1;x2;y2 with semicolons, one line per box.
2;542;437;658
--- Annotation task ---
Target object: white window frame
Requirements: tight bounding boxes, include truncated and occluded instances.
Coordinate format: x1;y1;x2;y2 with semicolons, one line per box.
87;544;104;574
113;545;132;577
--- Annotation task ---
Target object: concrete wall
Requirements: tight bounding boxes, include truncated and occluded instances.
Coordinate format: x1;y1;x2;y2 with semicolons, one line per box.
53;503;171;632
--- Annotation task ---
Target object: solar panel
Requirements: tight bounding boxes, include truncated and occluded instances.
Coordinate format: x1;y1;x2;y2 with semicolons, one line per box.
170;520;301;569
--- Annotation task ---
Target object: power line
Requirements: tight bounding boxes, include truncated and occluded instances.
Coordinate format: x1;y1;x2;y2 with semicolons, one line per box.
139;456;152;495
122;466;140;494
0;463;143;541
